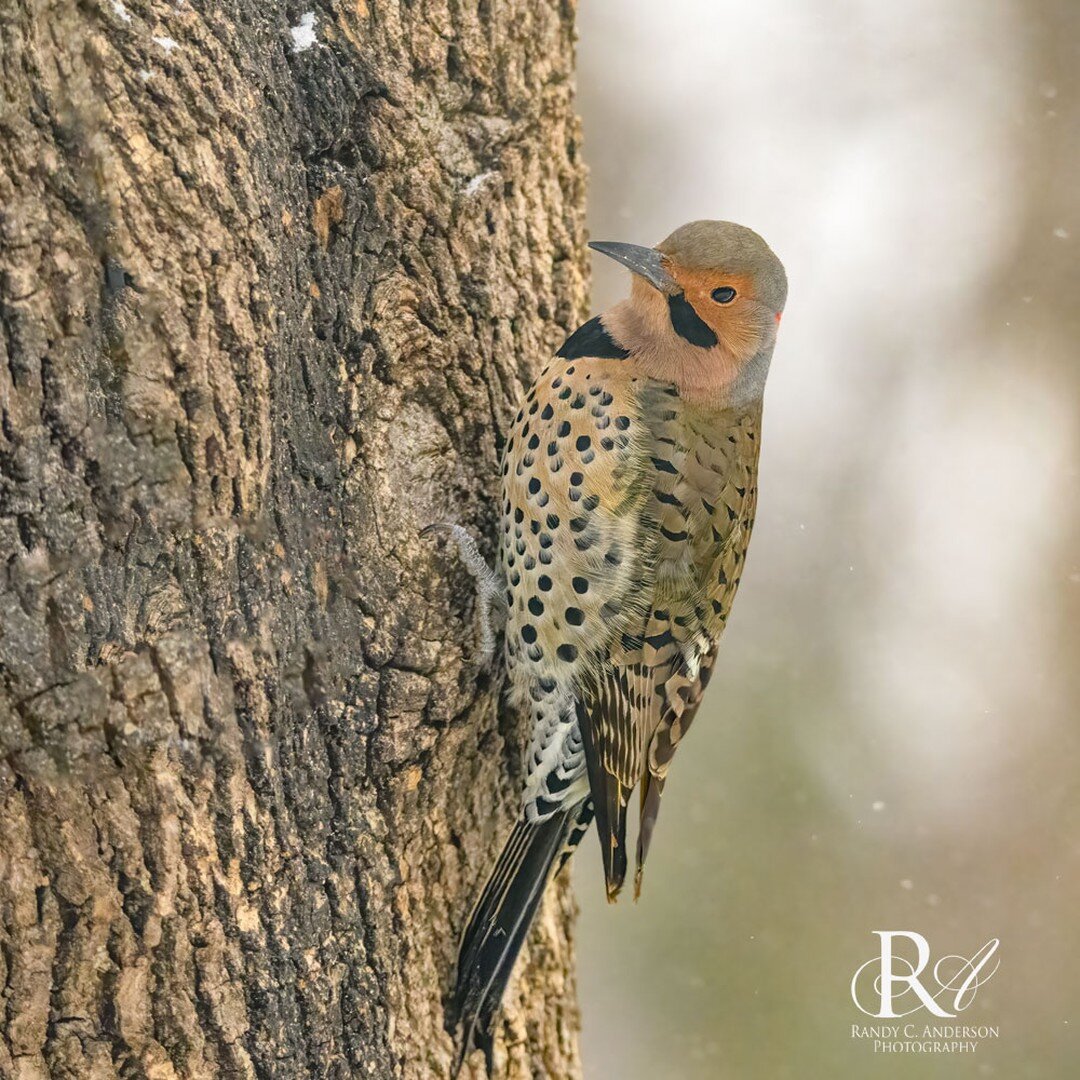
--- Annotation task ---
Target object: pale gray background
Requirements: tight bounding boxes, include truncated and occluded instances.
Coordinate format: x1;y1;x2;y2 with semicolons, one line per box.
573;2;1079;1077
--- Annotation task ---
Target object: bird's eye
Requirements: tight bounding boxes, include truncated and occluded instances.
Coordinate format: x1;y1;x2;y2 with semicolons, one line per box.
711;286;737;304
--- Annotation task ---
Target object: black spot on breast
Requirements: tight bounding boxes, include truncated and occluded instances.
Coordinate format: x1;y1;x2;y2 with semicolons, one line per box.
541;404;554;420
528;597;545;616
538;575;553;591
522;624;538;644
570;471;584;485
575;435;591;451
668;292;718;348
527;478;541;495
572;576;589;594
557;421;571;437
615;416;630;430
557;643;579;662
565;607;584;626
556;315;631;360
546;513;560;529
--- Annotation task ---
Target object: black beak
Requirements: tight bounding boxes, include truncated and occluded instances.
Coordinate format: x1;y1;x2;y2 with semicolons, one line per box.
588;241;678;294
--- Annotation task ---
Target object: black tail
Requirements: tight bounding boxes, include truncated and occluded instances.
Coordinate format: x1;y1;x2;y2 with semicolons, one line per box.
449;799;592;1073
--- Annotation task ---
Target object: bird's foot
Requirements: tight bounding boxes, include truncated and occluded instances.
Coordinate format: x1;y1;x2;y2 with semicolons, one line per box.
421;523;505;663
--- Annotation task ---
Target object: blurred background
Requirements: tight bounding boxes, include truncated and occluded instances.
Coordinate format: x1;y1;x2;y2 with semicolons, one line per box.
573;2;1079;1077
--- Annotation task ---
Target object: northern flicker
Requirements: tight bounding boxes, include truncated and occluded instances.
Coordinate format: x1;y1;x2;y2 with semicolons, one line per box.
446;220;787;1067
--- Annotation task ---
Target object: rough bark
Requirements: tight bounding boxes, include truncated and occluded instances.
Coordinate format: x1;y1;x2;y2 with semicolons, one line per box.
0;2;587;1078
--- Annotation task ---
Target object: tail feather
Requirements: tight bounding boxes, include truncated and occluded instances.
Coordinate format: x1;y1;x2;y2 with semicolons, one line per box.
634;771;664;899
449;801;590;1073
593;776;629;902
556;798;594;876
576;695;630;901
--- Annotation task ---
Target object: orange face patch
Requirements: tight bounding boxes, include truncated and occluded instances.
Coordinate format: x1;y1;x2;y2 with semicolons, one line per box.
663;263;763;363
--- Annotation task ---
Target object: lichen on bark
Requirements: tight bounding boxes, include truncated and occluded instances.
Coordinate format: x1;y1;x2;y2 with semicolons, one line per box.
0;1;588;1077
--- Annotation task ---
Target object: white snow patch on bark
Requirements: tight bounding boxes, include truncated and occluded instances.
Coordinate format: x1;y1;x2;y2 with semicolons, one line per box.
290;13;317;53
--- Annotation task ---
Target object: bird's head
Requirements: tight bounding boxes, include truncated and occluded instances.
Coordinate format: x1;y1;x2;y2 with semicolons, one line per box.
590;220;787;407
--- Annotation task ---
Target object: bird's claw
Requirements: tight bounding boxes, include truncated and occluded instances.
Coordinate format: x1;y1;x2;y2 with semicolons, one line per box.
422;523;505;663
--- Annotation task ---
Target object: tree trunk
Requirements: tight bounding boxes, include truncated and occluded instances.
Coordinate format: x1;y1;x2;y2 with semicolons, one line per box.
0;2;587;1077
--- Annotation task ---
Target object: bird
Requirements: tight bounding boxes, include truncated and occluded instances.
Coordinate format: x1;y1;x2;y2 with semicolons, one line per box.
445;220;787;1071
